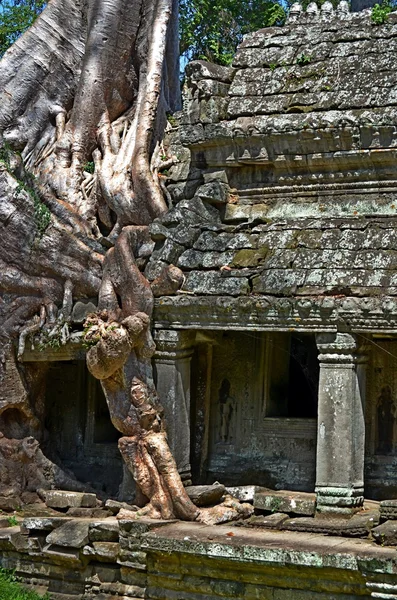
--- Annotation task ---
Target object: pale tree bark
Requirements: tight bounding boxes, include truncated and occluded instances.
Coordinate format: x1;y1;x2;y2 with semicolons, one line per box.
0;0;198;520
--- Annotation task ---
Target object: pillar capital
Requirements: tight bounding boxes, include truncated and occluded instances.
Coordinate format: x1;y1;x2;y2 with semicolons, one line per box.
316;332;368;366
154;329;195;359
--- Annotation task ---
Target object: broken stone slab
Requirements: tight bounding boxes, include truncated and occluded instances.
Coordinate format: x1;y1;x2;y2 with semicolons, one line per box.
225;486;257;503
104;499;139;515
0;526;20;550
380;499;397;521
46;520;90;548
21;516;72;533
43;543;84;567
185;484;225;507
0;496;21;512
66;507;112;518
253;489;316;516
283;510;379;537
237;513;289;529
372;520;397;546
89;520;119;543
83;542;120;562
45;490;97;510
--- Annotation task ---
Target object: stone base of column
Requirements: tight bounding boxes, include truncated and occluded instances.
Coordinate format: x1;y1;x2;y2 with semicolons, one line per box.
315;486;364;515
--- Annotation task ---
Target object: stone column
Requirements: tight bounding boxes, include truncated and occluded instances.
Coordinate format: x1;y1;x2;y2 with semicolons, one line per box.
315;332;367;514
153;329;195;483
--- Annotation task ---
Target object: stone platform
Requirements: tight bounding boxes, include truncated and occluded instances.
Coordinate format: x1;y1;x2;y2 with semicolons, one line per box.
1;514;397;599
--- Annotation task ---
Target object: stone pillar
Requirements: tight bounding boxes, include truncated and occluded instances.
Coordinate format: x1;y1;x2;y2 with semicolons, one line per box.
315;333;367;514
153;330;195;483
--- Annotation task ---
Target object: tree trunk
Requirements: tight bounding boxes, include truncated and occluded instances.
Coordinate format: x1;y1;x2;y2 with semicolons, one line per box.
0;0;198;520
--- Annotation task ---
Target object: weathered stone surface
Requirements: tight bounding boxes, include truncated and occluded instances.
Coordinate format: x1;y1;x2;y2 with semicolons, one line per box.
66;507;112;518
239;513;289;529
225;486;257;503
380;499;397;521
46;520;90;548
45;490;97;510
185;484;225;507
283;510;379;537
71;301;97;324
22;516;72;533
0;496;21;512
89;520;119;542
254;490;316;516
83;542;120;562
372;520;397;546
105;499;139;515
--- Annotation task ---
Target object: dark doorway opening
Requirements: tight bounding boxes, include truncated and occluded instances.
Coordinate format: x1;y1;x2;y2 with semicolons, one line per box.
287;333;319;418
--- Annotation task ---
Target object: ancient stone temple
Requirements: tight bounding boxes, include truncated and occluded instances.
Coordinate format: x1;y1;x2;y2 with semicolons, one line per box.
5;3;397;599
146;1;397;511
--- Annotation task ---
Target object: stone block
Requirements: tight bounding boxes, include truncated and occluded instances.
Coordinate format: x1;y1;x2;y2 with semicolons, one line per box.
105;499;138;515
46;520;90;548
240;513;289;529
183;271;249;296
89;520;119;542
372;520;397;546
45;490;97;510
43;543;83;567
66;507;112;518
22;516;72;532
225;486;256;503
283;510;379;537
83;542;120;562
253;490;316;516
0;496;21;512
196;181;229;204
185;484;225;507
380;499;397;521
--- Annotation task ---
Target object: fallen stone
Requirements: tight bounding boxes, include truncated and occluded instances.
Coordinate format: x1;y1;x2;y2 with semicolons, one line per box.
46;520;90;548
0;526;20;550
225;486;256;503
372;520;397;546
46;490;97;510
283;510;379;537
89;520;119;542
185;484;225;507
83;542;120;562
0;496;21;512
21;516;72;533
105;499;139;515
66;507;112;518
237;513;289;529
43;544;83;567
380;499;397;521
254;489;316;516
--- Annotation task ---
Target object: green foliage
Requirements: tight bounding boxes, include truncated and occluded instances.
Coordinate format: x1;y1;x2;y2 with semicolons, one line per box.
180;0;286;65
83;161;95;174
7;515;18;526
296;53;312;65
14;178;51;238
371;0;392;23
0;143;13;169
0;568;50;599
0;0;46;57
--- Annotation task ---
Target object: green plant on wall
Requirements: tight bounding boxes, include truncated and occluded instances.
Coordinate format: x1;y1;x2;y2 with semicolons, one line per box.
371;0;393;23
0;568;50;599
